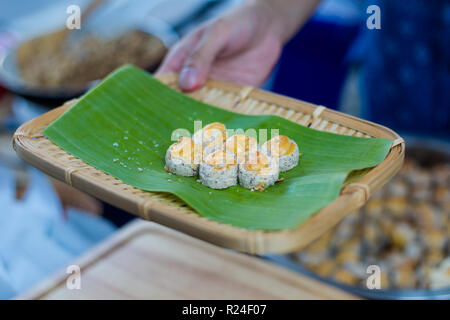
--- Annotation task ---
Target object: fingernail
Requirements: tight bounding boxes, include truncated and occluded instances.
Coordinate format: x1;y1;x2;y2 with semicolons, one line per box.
179;66;200;90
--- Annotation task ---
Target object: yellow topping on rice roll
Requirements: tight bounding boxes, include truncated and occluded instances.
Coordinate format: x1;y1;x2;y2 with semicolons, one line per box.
203;122;226;133
264;135;296;157
170;137;201;163
244;151;270;171
225;134;258;162
204;150;236;169
201;122;227;141
194;122;227;154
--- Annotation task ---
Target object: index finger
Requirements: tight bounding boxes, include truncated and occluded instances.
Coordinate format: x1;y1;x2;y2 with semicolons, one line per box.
156;29;204;75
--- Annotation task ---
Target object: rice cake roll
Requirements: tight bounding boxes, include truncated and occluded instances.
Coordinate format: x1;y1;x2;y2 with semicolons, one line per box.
261;135;299;172
199;150;238;189
225;134;258;164
193;122;227;156
165;137;201;176
239;151;279;191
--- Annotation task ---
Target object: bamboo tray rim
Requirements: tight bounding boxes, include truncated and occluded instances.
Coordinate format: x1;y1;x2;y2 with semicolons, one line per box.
13;74;405;254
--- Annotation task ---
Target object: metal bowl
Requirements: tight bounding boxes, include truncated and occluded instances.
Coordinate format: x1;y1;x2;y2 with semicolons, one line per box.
264;254;450;300
264;136;450;300
0;18;177;107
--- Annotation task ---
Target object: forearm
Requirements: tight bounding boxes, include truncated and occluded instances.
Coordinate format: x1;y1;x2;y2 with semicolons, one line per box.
247;0;321;43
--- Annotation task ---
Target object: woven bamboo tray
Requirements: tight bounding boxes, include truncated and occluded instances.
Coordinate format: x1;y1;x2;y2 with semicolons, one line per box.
13;74;405;254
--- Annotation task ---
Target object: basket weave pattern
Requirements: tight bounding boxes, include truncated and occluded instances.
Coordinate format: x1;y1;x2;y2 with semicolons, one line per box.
13;74;404;254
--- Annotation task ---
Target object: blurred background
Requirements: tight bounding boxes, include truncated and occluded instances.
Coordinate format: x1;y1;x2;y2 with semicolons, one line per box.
0;0;448;299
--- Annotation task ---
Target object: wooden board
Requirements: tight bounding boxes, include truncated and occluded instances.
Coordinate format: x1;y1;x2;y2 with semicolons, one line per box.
17;221;357;300
13;74;405;254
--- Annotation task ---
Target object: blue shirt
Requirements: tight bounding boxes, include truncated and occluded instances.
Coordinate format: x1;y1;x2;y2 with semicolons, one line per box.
362;0;450;139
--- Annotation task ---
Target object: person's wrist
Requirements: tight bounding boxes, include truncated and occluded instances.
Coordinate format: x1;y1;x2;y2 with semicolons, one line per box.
245;0;292;44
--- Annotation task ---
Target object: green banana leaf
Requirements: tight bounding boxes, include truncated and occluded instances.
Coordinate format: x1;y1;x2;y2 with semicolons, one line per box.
43;65;392;230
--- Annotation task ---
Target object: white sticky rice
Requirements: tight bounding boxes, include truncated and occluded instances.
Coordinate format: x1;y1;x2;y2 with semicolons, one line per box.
261;135;299;172
192;122;227;156
238;151;279;190
199;150;238;189
165;137;201;176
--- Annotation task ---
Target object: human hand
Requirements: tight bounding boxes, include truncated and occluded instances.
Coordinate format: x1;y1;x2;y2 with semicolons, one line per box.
156;2;285;91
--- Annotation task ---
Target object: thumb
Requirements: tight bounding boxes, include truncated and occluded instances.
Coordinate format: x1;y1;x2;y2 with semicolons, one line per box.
179;23;229;91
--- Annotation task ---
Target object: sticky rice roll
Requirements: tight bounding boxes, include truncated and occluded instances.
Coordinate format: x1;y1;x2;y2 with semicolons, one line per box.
261;135;299;172
165;137;201;176
225;134;258;164
239;151;279;190
199;150;238;189
192;122;227;156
